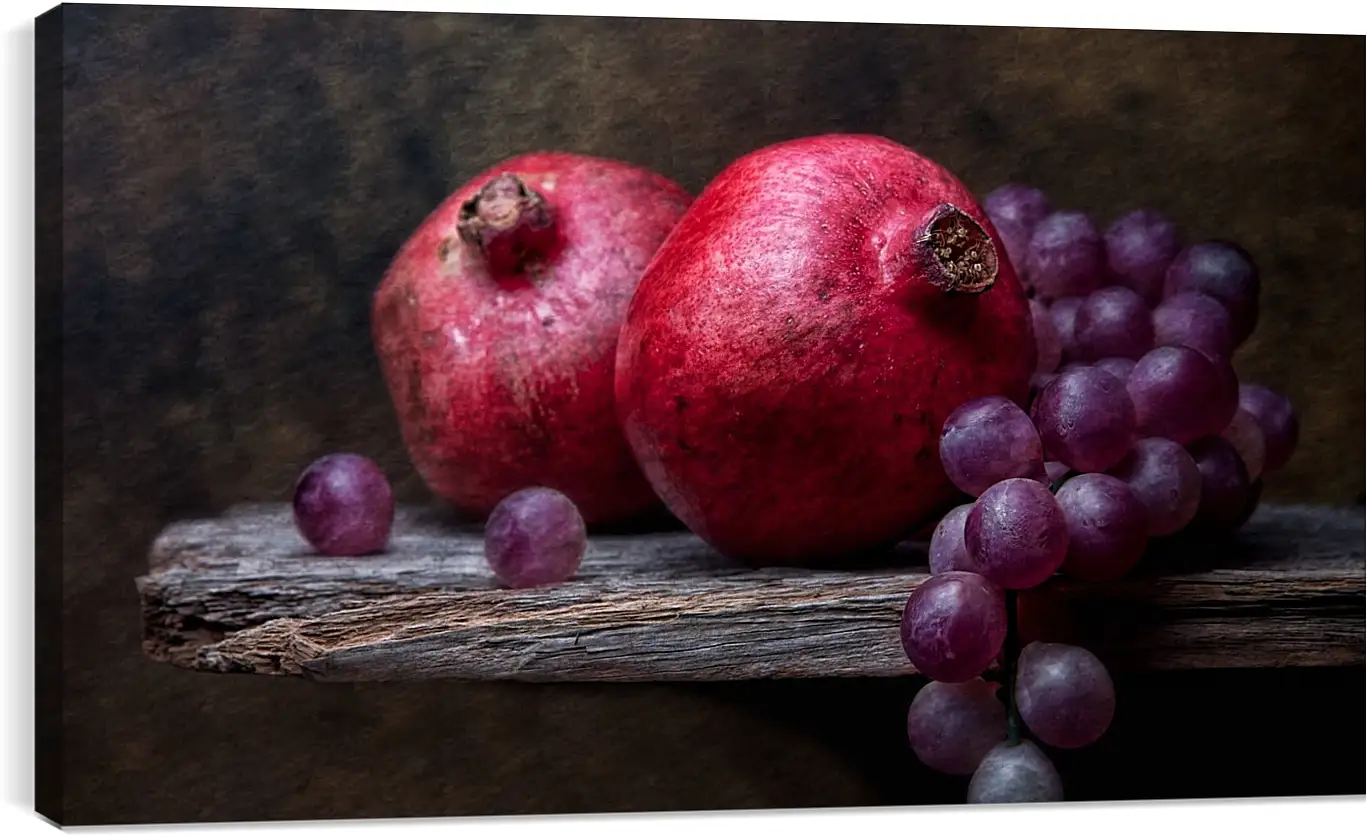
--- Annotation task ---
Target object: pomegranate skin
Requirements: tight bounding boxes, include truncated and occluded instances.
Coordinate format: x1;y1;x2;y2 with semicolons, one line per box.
614;135;1035;565
373;152;691;526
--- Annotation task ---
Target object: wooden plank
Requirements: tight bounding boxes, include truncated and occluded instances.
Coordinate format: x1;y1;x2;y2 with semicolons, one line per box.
135;503;1365;682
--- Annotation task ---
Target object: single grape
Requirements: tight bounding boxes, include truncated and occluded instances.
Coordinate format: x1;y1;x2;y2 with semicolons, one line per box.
1015;642;1117;749
1210;358;1242;437
1026;211;1107;301
1222;408;1267;482
1073;286;1154;362
1030;298;1062;373
1054;473;1148;582
292;453;395;557
1104;208;1181;305
967;740;1064;804
1186;436;1253;534
1030;366;1137;473
929;503;977;575
964;478;1069;590
1238;383;1300;472
940;396;1046;497
906;678;1007;775
1151;291;1236;363
1092;356;1136;382
984;184;1054;284
1126;345;1226;445
1108;437;1204;536
1234;477;1265;529
484;487;588;588
1049;296;1084;363
1163;241;1260;344
900;571;1007;683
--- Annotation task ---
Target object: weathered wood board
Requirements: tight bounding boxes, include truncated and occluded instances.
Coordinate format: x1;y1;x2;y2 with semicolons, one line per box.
136;503;1366;682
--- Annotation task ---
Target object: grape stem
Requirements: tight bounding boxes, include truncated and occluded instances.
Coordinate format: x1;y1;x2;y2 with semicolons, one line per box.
1003;588;1022;746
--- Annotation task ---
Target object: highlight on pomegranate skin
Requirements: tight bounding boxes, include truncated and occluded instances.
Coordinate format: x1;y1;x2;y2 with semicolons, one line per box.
483;487;589;589
292;453;396;557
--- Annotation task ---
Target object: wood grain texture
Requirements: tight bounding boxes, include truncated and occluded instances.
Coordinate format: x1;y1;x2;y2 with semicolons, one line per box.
137;503;1366;681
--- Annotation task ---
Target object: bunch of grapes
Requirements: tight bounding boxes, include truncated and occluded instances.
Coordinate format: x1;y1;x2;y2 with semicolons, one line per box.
901;184;1301;804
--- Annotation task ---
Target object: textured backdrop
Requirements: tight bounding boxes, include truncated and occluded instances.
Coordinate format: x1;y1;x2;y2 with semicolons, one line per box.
42;3;1365;825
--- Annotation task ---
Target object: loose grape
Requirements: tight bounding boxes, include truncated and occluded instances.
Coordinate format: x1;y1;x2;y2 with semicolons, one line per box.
1108;437;1204;537
1031;366;1137;473
292;453;395;557
900;571;1007;683
940;396;1046;498
1054;473;1148;582
1015;642;1116;749
906;678;1007;775
484;487;588;588
967;740;1064;804
1073;286;1154;362
965;478;1069;590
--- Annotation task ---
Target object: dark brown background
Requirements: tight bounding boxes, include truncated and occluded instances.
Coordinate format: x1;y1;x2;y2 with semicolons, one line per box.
40;3;1366;826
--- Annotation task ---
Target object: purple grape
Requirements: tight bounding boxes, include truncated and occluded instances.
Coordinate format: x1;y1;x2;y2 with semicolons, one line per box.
1187;436;1253;533
1222;407;1267;482
1030;366;1137;473
1049;296;1084;363
1073;286;1154;362
1092;356;1136;382
292;453;395;557
929;503;977;575
484;487;587;588
906;678;1007;775
1104;208;1181;305
984;184;1054;284
1015;642;1116;749
1054;473;1148;582
1210;358;1242;433
940;396;1046;497
1238;383;1300;472
967;740;1064;804
900;571;1007;683
1163;241;1260;344
1235;477;1265;529
1108;437;1204;536
965;478;1069;590
1151;291;1237;362
1025;211;1106;301
1030;298;1062;373
1126;346;1226;445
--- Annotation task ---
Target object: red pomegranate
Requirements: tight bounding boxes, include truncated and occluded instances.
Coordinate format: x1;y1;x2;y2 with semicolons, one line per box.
373;152;692;526
614;134;1035;565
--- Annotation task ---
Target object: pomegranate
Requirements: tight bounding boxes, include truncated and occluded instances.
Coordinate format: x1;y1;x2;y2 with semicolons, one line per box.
614;134;1035;566
372;152;691;525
